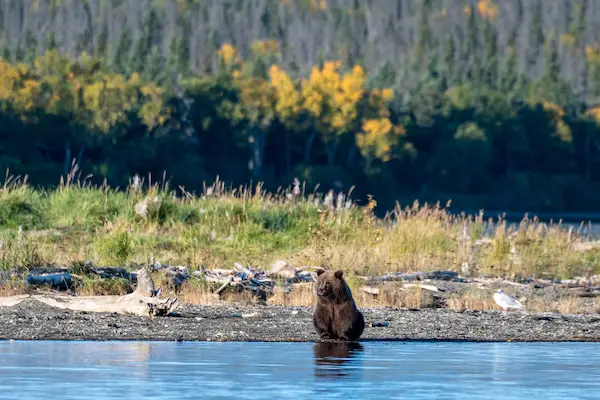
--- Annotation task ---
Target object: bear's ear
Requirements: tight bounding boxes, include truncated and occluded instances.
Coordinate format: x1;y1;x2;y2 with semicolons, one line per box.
316;268;325;276
334;270;344;279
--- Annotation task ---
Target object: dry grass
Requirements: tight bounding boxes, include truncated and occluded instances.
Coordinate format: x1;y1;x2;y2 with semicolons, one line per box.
267;281;429;309
446;289;498;311
0;173;598;282
526;294;590;314
2;271;599;315
0;281;27;297
175;280;599;314
445;287;600;315
1;173;600;315
268;283;315;306
75;278;131;296
353;285;427;308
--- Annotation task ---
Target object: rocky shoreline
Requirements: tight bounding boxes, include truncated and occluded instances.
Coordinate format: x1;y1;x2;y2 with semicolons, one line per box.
1;300;600;342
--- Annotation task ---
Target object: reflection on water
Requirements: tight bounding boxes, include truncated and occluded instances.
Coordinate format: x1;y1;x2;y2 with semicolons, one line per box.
1;341;600;400
313;342;364;380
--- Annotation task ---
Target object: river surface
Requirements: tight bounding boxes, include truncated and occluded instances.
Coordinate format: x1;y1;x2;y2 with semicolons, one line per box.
1;341;599;399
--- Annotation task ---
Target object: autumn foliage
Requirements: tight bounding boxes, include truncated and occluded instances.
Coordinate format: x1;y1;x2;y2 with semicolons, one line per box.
3;17;600;212
199;43;402;174
0;51;168;133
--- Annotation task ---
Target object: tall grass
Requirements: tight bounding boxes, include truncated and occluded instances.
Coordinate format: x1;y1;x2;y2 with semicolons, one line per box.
0;169;598;282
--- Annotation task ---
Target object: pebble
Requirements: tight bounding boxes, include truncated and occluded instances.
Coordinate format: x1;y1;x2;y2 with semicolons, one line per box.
2;303;600;342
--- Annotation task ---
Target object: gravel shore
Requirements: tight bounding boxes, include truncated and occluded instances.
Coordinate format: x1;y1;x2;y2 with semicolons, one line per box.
1;300;600;342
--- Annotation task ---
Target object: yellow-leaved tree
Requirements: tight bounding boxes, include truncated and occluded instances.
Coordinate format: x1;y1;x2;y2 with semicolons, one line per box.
236;74;277;177
356;118;405;173
355;88;405;172
540;100;572;144
269;64;305;173
301;61;365;165
35;50;170;174
0;59;24;111
226;41;279;178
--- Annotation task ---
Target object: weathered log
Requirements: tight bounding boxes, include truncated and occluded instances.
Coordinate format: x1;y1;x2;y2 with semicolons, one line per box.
1;268;73;289
26;271;72;288
135;268;158;297
361;286;380;295
403;283;441;292
270;260;297;280
90;267;133;280
0;268;179;317
295;271;314;282
472;277;529;288
234;262;253;276
359;270;460;283
0;295;30;307
215;276;234;296
569;288;600;298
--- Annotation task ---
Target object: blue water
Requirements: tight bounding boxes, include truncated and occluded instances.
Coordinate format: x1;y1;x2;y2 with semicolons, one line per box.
0;341;599;399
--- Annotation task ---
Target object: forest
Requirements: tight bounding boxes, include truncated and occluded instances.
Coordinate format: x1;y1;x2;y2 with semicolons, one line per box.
2;0;600;213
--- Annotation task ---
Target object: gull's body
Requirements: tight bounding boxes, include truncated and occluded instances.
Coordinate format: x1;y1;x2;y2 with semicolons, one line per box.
494;289;524;315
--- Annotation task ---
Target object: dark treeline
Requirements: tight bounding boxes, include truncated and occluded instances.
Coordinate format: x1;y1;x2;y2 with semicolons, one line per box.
2;0;600;213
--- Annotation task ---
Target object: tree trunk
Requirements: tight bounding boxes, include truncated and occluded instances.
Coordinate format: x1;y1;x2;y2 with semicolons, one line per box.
249;129;266;178
76;145;85;168
364;156;373;174
324;138;340;166
346;145;358;167
0;269;179;317
585;129;591;180
284;130;292;176
63;139;71;176
304;130;317;164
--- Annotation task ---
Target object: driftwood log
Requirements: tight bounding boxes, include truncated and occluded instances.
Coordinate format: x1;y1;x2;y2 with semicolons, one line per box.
4;257;600;307
358;270;462;283
0;268;179;317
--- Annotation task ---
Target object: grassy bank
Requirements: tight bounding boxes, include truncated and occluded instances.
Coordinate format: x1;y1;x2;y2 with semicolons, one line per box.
1;172;600;312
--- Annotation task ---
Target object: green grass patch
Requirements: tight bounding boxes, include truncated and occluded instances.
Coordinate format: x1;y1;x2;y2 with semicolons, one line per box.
0;175;597;279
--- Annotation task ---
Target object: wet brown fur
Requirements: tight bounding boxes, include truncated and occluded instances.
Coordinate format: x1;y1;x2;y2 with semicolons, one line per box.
313;342;364;379
312;268;365;342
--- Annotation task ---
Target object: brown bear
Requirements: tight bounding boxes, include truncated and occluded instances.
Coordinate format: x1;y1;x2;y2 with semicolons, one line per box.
313;341;364;380
312;268;365;342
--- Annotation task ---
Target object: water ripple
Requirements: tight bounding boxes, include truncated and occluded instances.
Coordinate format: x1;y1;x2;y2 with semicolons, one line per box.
0;341;599;399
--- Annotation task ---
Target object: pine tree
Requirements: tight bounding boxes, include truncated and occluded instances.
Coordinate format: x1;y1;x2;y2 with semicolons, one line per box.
168;13;191;76
482;19;498;89
543;37;561;84
500;28;520;95
144;46;166;83
2;46;11;62
113;29;133;75
528;0;545;72
95;20;109;62
465;5;481;85
416;0;433;66
443;34;457;86
24;30;38;66
129;7;164;75
47;32;58;51
571;0;588;105
129;33;148;75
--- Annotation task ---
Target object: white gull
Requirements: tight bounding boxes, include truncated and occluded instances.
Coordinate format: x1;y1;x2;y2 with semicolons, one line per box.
493;289;524;316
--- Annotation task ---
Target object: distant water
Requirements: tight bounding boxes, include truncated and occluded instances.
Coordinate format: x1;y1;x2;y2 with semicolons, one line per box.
489;220;600;238
1;341;600;400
